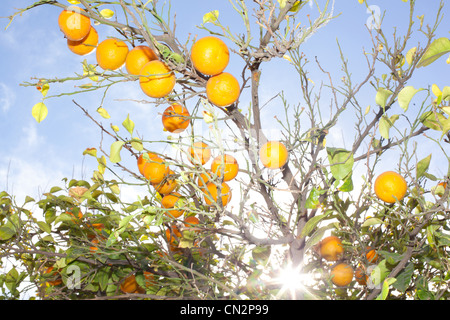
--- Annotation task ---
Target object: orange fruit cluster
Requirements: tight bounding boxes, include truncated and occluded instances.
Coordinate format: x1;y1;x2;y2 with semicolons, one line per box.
317;236;353;287
191;36;240;107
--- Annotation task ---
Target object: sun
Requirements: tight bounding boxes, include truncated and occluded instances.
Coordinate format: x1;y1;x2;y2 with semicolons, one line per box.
270;262;317;299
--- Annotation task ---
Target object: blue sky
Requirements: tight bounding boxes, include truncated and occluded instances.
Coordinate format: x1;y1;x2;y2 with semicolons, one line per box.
0;0;449;204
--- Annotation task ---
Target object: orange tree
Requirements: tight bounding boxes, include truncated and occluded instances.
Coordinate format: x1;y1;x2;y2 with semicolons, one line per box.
1;0;450;300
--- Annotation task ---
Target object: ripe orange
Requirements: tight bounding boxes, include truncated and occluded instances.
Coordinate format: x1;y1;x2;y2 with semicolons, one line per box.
211;154;239;181
374;171;407;203
66;207;83;222
67;26;98;56
184;216;200;228
206;72;240;107
43;266;62;286
437;181;447;198
259;141;289;169
188;142;211;165
161;192;185;219
139;60;176;98
120;274;141;294
137;152;159;176
365;247;379;263
96;38;129;71
354;266;368;286
89;237;100;253
125;45;158;75
165;225;182;252
190;36;230;76
318;236;344;261
58;8;91;41
197;171;212;190
203;182;232;206
162;104;190;133
330;263;354;287
153;170;178;195
142;155;170;185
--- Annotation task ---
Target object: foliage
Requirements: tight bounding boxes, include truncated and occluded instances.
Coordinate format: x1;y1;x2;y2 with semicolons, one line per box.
1;0;450;300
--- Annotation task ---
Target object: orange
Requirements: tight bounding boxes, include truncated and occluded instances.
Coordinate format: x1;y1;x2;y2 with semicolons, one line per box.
188;142;211;165
203;182;232;206
330;263;353;287
67;26;98;56
120;275;141;294
184;216;200;228
153;170;178;195
162;104;190;133
374;171;407;203
58;8;91;41
161;192;185;219
66;207;83;222
43;266;62;286
211;154;239;182
437;181;447;198
318;236;344;261
89;237;100;253
190;36;230;76
206;72;240;107
139;60;176;98
165;225;182;252
197;171;212;190
125;45;158;75
137;152;159;176
96;38;129;71
354;266;368;286
142;155;170;185
365;247;379;263
259;141;289;169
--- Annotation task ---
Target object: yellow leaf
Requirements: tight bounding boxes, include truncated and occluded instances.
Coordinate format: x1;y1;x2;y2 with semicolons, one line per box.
202;110;214;124
111;124;120;132
447;54;450;64
405;47;417;65
97;107;111;119
203;10;219;24
358;0;364;3
32;102;48;123
283;55;293;63
100;9;114;19
67;0;81;4
432;84;442;98
289;1;301;12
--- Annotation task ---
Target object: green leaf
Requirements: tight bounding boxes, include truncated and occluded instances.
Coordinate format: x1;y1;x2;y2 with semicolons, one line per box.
326;148;354;181
110;141;125;163
442;86;450;101
393;262;414;292
376;277;397;300
252;246;271;266
32;102;48;123
338;174;353;192
369;259;389;287
379;114;399;139
305;188;321;209
420;111;448;131
0;227;16;240
416;154;431;179
37;221;52;234
130;138;143;152
417;37;450;68
202;10;219;24
301;213;329;237
362;217;384;227
398;86;423;112
375;87;393;109
122;114;135;135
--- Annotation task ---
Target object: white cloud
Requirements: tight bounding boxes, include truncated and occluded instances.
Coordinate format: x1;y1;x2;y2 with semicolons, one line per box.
0;82;16;113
